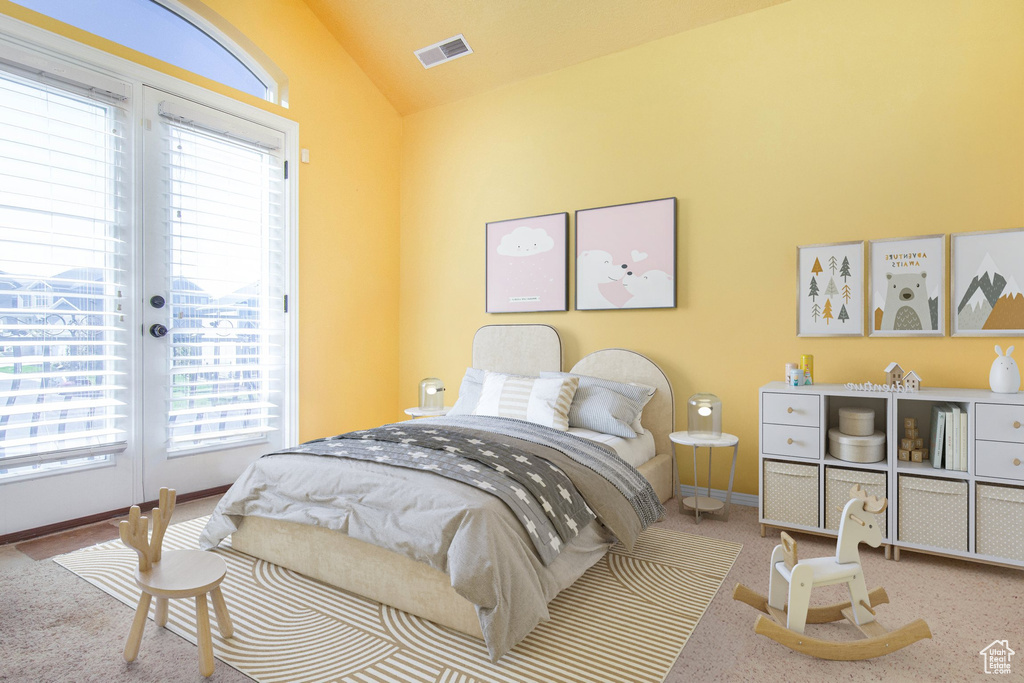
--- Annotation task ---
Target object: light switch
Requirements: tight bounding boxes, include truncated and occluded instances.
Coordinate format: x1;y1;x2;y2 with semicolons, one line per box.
301;148;310;163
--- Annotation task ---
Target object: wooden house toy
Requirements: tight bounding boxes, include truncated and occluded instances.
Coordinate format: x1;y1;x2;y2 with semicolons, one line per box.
903;370;922;392
884;362;904;387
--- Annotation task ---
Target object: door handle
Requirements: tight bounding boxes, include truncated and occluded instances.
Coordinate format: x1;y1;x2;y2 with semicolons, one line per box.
149;323;168;338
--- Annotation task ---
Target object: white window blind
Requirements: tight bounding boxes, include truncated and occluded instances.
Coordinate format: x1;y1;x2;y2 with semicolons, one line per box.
159;103;285;453
0;66;129;473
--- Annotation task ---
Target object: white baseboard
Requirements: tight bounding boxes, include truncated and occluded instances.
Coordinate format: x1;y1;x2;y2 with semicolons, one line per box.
677;485;758;508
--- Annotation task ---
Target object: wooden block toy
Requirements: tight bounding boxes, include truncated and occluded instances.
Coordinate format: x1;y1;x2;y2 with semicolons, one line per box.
911;449;925;463
901;439;915;451
904;417;917;430
898;449;911;461
914;438;924;449
906;428;920;439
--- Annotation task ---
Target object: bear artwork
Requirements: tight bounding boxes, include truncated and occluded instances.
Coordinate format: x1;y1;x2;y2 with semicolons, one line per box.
622;270;674;308
576;249;628;309
880;271;933;331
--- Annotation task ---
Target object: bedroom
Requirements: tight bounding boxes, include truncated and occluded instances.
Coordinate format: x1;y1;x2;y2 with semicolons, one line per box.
1;0;1022;680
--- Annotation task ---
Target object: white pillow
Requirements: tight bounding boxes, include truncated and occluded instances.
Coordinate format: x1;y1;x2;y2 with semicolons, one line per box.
473;372;579;431
540;372;654;438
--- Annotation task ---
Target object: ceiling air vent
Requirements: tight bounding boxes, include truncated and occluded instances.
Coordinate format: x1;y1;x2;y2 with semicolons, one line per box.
414;34;473;69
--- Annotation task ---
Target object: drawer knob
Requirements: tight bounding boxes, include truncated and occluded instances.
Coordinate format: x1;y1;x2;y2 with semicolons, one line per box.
1014;458;1022;467
787;438;794;445
1014;421;1021;429
787;407;794;414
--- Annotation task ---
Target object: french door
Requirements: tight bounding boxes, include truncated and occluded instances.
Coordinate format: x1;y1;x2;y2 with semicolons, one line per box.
0;57;293;535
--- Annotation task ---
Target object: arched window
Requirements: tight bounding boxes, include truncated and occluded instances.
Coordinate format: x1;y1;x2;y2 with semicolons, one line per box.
8;0;284;104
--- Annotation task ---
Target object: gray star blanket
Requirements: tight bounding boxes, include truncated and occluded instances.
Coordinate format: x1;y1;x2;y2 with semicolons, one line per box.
280;422;598;565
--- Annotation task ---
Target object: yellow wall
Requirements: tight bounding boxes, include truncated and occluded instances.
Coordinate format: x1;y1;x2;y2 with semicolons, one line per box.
0;0;403;440
400;0;1024;495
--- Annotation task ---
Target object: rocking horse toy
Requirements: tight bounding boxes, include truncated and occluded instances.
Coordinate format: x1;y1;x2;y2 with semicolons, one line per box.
734;485;931;660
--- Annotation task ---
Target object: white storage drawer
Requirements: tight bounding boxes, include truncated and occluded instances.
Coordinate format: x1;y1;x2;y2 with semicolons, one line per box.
976;484;1024;562
763;392;819;427
897;475;968;552
825;467;887;537
762;423;820;459
975;403;1024;443
763;460;818;527
975;440;1024;482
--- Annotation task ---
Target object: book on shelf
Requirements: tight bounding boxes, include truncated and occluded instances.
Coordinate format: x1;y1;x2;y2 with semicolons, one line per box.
930;405;945;468
945;404;960;471
959;411;968;472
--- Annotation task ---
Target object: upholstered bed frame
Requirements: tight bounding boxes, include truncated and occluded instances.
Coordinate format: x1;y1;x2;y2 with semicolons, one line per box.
230;324;676;639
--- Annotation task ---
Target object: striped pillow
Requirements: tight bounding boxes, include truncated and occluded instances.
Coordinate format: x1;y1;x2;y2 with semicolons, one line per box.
473;372;579;431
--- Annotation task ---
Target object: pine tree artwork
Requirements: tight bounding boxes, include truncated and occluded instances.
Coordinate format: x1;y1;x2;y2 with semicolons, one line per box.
799;242;864;337
840;256;852;281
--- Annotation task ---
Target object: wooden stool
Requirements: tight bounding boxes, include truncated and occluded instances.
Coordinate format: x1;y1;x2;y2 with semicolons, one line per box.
120;488;234;677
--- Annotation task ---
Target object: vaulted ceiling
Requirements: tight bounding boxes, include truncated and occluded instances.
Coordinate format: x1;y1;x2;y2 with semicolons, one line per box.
301;0;790;115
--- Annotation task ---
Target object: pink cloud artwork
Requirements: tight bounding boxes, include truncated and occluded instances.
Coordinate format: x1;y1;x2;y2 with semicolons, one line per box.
486;213;568;313
576;198;676;310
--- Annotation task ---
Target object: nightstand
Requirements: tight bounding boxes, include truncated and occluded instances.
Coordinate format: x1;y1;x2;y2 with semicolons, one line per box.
404;406;451;418
669;431;739;523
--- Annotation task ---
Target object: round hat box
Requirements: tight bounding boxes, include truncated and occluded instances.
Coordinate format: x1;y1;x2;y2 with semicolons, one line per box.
838;407;875;436
828;428;886;463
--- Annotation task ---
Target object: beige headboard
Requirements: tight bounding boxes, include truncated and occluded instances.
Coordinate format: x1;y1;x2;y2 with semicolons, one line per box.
472;324;561;375
570;349;675;456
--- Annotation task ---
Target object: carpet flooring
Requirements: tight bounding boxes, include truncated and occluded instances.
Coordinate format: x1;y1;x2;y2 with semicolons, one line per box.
2;501;1022;682
53;517;741;683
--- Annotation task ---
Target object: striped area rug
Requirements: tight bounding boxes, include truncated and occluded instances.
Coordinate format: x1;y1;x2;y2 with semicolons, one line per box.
55;517;741;683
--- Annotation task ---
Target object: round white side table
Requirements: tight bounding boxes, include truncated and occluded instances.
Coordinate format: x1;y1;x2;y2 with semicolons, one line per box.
404;406;451;418
669;431;739;523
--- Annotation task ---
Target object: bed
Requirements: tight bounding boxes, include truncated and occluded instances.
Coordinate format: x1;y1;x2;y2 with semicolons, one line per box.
200;324;677;659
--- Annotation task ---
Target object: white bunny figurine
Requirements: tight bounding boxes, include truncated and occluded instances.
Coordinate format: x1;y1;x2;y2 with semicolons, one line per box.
990;345;1021;394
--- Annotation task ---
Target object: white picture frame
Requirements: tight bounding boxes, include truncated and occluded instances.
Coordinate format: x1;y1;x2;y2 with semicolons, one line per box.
868;234;945;337
797;241;864;337
951;227;1024;337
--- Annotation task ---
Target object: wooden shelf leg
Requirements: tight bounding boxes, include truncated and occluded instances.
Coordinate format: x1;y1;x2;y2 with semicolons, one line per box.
760;524;767;538
210;586;234;638
123;592;152;663
884;544;891;561
196;592;215;677
155;597;168;628
893;546;901;562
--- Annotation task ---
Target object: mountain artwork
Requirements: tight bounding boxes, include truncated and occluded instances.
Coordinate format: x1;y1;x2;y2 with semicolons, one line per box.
952;229;1024;336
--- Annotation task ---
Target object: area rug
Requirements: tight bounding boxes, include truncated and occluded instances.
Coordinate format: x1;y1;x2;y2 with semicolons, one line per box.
55;517;741;683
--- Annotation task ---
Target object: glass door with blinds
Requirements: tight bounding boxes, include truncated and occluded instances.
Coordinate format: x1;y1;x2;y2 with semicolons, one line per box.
0;49;294;536
0;59;136;529
139;87;287;498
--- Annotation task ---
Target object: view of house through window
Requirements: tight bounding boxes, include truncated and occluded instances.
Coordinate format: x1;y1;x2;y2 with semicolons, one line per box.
8;0;271;100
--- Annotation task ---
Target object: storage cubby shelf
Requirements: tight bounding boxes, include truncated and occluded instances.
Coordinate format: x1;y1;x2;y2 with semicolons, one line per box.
759;382;1024;570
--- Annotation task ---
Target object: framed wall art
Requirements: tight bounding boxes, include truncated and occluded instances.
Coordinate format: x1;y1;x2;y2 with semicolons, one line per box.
575;197;676;311
868;234;945;337
951;227;1024;336
797;241;864;336
485;212;568;313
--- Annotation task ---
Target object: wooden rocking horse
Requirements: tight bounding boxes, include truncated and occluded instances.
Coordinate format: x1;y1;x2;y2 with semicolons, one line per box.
734;485;931;660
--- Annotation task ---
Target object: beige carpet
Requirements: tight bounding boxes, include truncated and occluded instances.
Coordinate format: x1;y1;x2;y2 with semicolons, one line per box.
55;517;741;683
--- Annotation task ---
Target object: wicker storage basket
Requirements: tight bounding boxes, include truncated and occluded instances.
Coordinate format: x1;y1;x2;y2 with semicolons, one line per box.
825;467;887;536
897;475;968;552
763;460;818;527
976;484;1024;563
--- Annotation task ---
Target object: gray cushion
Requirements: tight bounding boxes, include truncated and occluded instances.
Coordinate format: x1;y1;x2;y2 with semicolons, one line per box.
541;371;654;438
447;367;486;416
